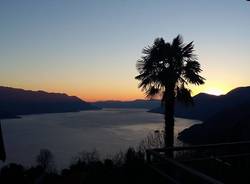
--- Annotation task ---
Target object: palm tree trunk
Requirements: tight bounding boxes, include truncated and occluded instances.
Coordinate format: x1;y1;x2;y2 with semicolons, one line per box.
164;89;175;158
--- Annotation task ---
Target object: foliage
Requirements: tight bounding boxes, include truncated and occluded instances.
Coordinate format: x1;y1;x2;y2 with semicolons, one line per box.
138;130;165;153
36;149;55;172
0;147;166;184
135;35;205;103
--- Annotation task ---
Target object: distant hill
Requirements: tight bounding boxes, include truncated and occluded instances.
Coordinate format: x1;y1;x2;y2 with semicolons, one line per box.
0;86;100;118
178;103;250;144
149;93;221;121
149;86;250;121
92;99;160;109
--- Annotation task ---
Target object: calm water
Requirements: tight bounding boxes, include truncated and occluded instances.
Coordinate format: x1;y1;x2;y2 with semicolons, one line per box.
0;108;200;169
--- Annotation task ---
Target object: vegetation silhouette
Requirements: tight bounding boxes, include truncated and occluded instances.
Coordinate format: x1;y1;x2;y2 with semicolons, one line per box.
0;148;166;184
36;149;55;173
135;35;205;156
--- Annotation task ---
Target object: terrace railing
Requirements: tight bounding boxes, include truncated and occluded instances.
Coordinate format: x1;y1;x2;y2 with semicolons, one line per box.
146;141;250;184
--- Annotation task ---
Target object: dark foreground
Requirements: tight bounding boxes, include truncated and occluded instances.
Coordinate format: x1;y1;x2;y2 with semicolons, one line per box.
2;141;250;184
0;148;166;184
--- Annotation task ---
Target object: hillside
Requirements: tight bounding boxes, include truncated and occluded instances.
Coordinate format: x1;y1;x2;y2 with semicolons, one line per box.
178;103;250;144
149;93;221;121
92;99;160;109
0;86;100;118
149;86;250;121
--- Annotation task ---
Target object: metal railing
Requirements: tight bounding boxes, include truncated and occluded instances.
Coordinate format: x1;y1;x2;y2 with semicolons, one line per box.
146;141;250;184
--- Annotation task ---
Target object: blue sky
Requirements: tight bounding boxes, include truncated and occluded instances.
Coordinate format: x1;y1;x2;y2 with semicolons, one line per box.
0;0;249;101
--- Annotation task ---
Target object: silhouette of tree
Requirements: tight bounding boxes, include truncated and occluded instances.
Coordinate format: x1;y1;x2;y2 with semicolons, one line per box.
36;149;55;172
135;35;205;156
138;130;164;153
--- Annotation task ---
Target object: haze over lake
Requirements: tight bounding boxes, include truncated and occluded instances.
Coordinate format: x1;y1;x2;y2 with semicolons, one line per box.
0;109;200;169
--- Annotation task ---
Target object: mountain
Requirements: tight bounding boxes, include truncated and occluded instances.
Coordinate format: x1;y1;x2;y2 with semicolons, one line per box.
149;86;250;121
0;86;100;118
178;103;250;144
92;99;160;109
149;93;221;121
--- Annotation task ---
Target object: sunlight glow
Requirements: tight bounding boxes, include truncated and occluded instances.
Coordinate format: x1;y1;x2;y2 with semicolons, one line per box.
205;89;225;96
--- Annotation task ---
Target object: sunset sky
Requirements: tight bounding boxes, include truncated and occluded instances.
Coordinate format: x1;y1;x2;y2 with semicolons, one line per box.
0;0;249;101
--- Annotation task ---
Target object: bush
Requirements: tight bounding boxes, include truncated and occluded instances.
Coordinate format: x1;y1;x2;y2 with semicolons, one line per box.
36;149;55;173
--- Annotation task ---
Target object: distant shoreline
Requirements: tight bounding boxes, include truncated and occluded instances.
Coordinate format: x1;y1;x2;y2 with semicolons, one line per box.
0;109;103;120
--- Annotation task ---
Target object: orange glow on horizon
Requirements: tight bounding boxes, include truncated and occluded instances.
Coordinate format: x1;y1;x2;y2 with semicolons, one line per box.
2;81;247;102
75;90;145;102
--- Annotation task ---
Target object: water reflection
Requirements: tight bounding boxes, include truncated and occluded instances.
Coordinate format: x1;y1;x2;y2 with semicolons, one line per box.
0;109;200;169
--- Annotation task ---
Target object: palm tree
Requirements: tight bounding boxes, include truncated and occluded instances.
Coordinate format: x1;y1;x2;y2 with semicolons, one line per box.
135;35;205;156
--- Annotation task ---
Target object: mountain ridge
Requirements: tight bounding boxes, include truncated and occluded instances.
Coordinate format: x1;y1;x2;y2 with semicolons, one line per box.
177;86;250;144
92;99;160;109
0;86;100;119
149;86;250;121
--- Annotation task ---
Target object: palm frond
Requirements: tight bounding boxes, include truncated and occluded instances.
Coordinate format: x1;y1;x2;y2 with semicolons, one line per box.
183;60;205;85
135;35;205;104
145;86;161;99
176;86;193;106
182;41;195;58
172;35;183;48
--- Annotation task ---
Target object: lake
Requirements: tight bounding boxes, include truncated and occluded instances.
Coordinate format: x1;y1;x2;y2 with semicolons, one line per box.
0;108;200;169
